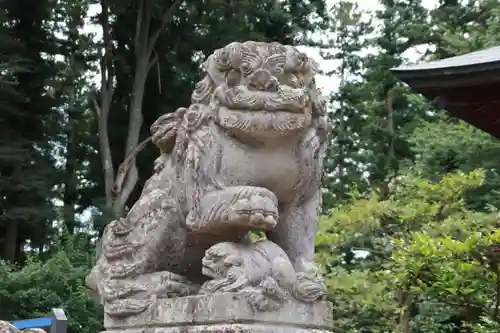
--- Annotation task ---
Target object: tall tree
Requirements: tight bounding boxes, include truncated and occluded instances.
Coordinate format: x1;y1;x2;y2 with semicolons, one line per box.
49;0;97;235
92;0;186;217
320;0;373;208
360;0;435;195
0;0;59;262
319;0;437;204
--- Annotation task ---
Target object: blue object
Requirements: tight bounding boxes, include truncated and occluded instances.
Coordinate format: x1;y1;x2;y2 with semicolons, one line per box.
10;309;67;333
11;317;52;329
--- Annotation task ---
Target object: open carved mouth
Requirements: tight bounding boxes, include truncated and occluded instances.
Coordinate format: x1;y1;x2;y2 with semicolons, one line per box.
213;85;308;114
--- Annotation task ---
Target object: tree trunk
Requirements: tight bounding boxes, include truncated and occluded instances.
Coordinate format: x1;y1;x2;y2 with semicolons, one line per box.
96;0;115;210
63;124;77;234
4;220;18;262
110;0;182;216
112;59;148;216
96;0;183;217
398;290;412;333
386;90;395;161
381;89;396;198
62;55;78;234
337;61;347;201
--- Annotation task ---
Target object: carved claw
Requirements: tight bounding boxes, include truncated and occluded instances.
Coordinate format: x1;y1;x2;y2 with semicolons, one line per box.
187;186;279;233
229;193;278;230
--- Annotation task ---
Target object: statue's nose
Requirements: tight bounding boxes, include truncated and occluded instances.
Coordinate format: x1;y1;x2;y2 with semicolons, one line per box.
247;69;279;92
264;77;279;92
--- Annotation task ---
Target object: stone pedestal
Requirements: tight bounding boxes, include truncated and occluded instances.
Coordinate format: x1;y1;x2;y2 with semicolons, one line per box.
104;292;333;333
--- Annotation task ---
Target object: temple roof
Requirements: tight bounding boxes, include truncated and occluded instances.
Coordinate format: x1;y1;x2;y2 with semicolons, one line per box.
392;45;500;74
390;45;500;139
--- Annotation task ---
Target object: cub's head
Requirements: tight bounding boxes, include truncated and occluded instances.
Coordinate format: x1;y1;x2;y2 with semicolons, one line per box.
200;242;255;294
201;242;244;280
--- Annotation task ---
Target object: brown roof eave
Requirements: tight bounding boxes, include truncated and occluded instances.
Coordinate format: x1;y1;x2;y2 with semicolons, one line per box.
391;64;500;89
391;60;500;77
403;87;500;139
391;44;500;74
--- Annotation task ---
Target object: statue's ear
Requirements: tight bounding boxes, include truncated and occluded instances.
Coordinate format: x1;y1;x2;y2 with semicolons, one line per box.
224;254;243;267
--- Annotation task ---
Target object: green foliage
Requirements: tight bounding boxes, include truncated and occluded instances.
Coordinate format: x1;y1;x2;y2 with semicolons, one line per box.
409;118;500;210
0;234;102;333
318;169;500;332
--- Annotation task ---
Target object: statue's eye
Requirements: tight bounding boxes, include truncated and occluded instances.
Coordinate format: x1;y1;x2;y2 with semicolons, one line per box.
247;81;257;90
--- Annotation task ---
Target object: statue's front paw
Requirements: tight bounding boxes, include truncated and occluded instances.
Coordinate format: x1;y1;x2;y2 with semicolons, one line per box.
186;186;278;233
229;192;278;230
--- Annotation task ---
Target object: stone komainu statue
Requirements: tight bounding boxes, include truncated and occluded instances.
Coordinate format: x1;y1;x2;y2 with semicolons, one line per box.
86;41;331;317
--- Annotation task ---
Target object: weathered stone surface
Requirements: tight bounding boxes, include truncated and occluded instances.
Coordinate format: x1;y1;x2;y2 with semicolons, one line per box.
86;40;332;332
105;325;330;333
104;292;332;332
0;321;47;333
